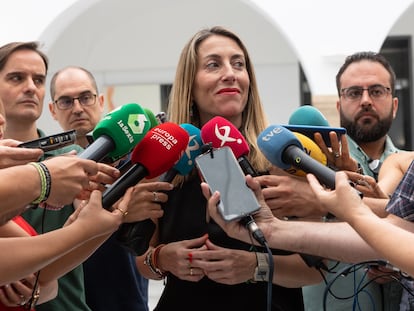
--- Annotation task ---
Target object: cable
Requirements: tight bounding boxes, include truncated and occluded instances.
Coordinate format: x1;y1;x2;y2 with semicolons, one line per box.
241;215;273;311
322;259;414;311
241;215;266;246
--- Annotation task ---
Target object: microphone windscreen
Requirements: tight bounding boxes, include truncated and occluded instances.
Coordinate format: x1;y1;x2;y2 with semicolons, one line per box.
257;125;303;169
173;124;203;176
131;122;189;179
144;108;159;128
288;105;330;126
92;103;151;160
286;132;327;176
201;116;249;158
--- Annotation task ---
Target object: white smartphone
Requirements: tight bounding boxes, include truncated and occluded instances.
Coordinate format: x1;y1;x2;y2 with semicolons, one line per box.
195;146;261;222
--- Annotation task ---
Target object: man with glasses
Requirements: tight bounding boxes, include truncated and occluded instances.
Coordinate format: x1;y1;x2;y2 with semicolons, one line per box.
49;66;104;148
335;52;399;180
302;52;402;311
48;66;150;311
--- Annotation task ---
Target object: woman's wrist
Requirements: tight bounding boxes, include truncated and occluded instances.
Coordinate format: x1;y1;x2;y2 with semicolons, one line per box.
144;244;168;279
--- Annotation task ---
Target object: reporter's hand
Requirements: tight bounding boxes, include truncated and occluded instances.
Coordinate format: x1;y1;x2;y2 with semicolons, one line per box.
314;131;359;172
306;171;368;221
67;190;125;237
76;163;121;200
116;181;173;223
345;171;388;199
43;155;99;207
257;167;326;219
0;139;43;168
0;274;37;307
202;175;275;244
367;266;400;284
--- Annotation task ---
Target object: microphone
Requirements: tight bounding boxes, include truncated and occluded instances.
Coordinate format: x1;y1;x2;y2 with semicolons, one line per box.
102;122;189;209
200;116;258;176
286;105;346;147
257;125;336;189
285;132;328;177
200;117;270;248
288;105;330;126
258;125;334;269
117;107;160;175
161;123;203;182
79;103;151;162
102;122;189;255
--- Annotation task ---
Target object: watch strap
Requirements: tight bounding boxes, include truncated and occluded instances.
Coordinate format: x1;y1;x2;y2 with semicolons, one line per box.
252;252;270;282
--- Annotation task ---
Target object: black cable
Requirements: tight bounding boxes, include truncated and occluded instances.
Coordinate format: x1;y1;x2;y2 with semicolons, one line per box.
322;259;414;311
24;206;47;310
241;215;273;311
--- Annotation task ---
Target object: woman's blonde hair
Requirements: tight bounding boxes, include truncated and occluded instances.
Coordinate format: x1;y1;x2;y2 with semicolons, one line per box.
168;26;271;181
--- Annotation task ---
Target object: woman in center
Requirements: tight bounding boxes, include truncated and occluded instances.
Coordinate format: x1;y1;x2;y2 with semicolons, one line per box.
137;26;321;310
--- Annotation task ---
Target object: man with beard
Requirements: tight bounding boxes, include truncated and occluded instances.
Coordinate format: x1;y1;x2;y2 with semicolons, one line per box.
252;51;403;310
335;51;399;181
301;51;402;311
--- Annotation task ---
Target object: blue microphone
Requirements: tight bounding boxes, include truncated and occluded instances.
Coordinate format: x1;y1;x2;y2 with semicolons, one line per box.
257;125;336;189
161;123;203;182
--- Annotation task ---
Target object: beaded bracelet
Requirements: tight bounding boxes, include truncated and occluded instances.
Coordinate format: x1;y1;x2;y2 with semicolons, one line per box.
29;162;52;204
144;245;168;279
38;162;51;200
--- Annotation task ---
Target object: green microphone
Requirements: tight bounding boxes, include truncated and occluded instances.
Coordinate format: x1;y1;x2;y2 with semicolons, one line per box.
79;103;151;162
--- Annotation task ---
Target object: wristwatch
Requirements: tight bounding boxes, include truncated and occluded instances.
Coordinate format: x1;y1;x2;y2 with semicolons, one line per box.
252;252;270;282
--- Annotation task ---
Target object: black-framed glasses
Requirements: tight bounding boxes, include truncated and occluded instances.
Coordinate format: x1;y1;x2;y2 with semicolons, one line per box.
54;92;97;110
340;85;391;102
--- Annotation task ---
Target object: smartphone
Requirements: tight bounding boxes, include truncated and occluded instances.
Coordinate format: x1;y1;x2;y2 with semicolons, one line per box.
18;129;77;152
195;146;261;222
283;125;346;147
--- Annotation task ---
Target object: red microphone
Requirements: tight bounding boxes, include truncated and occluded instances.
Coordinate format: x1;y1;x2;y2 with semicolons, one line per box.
102;122;189;209
201;116;258;176
102;123;189;256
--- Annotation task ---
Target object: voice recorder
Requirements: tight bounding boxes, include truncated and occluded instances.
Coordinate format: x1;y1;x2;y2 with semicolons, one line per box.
18;129;77;152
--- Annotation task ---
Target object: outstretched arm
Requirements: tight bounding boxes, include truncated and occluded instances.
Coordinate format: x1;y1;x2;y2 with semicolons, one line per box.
307;171;414;276
204;175;380;263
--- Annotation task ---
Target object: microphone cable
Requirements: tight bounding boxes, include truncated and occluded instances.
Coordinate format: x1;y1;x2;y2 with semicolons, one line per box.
240;215;273;311
322;259;414;311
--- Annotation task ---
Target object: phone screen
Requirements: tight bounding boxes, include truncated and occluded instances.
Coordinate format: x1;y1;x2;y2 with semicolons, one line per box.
195;146;260;222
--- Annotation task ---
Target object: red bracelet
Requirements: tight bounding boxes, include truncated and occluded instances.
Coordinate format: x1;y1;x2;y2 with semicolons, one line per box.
152;244;167;274
144;244;168;279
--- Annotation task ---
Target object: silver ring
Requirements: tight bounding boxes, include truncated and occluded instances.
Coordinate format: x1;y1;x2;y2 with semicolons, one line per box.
153;191;159;202
190;268;194;276
334;152;340;159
